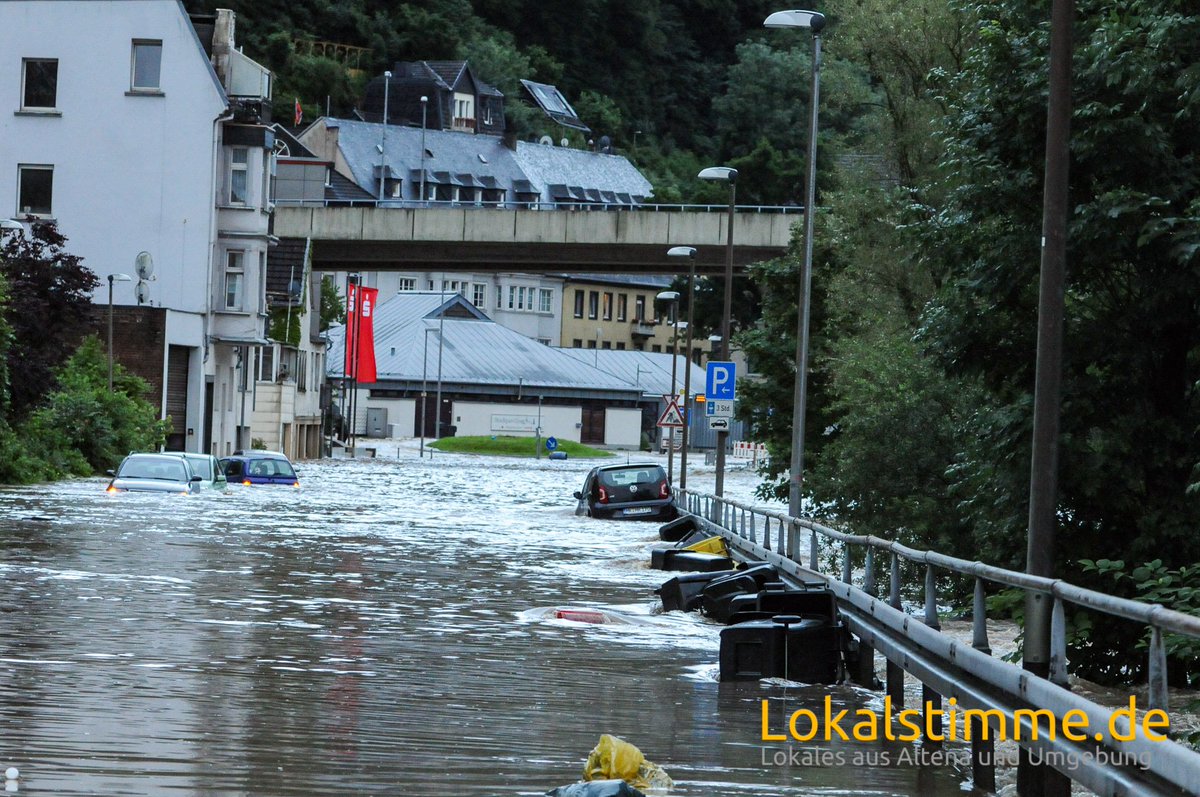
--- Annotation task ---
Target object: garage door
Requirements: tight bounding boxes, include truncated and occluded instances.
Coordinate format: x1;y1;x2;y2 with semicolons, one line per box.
165;346;190;449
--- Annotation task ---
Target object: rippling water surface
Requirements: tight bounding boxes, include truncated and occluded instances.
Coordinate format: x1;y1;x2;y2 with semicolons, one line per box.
0;453;971;795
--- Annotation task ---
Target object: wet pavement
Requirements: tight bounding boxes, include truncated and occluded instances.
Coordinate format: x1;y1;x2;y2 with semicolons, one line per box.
0;452;975;795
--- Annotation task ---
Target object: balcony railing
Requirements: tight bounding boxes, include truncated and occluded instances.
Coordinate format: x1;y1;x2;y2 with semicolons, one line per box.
631;320;656;337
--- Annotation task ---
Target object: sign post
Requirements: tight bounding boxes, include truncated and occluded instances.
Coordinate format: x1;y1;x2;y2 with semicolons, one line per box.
706;361;737;497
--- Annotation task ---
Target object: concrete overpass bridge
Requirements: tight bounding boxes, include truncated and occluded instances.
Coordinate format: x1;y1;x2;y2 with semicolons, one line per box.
273;204;796;274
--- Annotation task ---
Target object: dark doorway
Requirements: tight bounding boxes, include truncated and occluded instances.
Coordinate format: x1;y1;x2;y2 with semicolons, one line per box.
203;380;214;454
581;406;606;445
165;346;190;450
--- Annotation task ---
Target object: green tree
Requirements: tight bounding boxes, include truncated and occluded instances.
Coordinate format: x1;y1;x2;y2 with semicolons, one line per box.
319;276;346;331
0;221;99;418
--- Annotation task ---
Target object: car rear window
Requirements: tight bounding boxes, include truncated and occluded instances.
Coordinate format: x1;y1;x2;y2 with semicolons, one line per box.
248;458;296;478
186;457;213;480
598;467;664;488
120;457;187;482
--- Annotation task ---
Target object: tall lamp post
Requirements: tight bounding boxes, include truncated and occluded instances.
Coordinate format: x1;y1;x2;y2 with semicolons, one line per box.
378;71;392;201
657;290;681;484
765;8;825;518
107;273;132;391
420;326;434;457
698;166;737;498
668;246;697;490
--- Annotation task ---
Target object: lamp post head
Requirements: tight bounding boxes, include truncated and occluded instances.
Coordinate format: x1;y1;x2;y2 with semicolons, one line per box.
0;218;24;233
698;166;738;184
656;290;680;303
667;246;697;259
384;70;392;79
764;9;826;32
420;95;428;104
109;272;132;284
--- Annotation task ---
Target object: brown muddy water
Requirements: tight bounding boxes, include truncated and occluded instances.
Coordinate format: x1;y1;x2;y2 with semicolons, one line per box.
0;455;975;795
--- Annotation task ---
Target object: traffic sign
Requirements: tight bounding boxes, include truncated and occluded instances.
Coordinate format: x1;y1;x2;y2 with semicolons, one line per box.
706;361;736;400
706;399;734;418
545;436;558;451
657;396;685;428
708;417;730;431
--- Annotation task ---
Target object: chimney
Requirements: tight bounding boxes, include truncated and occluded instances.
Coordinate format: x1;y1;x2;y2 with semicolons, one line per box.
502;130;518;150
211;9;236;87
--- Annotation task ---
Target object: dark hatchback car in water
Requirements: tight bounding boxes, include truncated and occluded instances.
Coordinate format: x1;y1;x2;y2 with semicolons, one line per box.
106;453;203;495
219;451;300;487
574;463;677;520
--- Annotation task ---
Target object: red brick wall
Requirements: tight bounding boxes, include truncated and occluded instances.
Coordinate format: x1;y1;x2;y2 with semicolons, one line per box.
86;306;167;404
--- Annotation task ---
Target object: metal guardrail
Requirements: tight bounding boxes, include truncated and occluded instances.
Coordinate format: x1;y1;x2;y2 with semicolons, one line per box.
274;198;803;214
674;488;1200;797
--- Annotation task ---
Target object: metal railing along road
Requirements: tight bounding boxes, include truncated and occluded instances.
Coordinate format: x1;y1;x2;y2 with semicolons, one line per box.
274;198;803;214
674;487;1200;797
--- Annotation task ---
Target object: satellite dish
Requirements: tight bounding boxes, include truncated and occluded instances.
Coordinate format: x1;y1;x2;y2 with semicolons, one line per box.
134;251;154;280
598;135;612;153
560;138;569;148
538;135;554;146
136;280;150;305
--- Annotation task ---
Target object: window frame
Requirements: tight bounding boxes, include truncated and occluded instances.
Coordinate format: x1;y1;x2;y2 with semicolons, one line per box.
617;294;627;322
472;283;487;308
229;147;249;205
21;58;58;111
538;288;553;314
573;289;584;318
130;39;163;93
602;292;613;321
16;164;54;217
588;291;599;320
224;250;246;311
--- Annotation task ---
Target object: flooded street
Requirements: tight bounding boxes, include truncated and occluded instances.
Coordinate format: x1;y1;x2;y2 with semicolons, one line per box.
0;453;971;796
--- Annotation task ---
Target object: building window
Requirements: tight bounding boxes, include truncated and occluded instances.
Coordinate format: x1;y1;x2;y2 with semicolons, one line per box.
229;148;249;205
616;342;626;350
130;40;163;91
224;251;245;310
538;288;553;314
21;59;58;110
496;286;503;308
472;283;486;307
537;338;551;346
588;291;599;320
634;295;646;322
572;339;583;348
586;339;596;349
602;292;613;321
508;286;516;310
652;344;662;353
602;341;611;350
617;294;627;322
16;164;53;216
398;277;415;291
259;346;275;381
573;290;584;318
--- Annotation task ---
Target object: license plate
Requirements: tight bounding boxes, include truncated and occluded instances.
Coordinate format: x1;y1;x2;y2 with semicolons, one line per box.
624;507;653;515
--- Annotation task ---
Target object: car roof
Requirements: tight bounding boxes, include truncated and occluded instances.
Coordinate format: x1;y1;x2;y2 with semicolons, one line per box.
126;452;189;462
231;450;289;459
161;451;212;460
596;462;663;471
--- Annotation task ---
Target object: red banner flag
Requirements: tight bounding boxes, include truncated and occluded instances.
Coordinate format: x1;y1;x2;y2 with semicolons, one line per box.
294;97;303;127
344;285;378;383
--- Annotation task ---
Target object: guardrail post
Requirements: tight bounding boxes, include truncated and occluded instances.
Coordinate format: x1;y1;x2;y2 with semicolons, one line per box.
863;548;877;597
787;520;799;561
749;511;757;544
1049;597;1069;687
970;577;995;792
809;527;819;571
886;553;904;708
923;565;942;745
841;545;852;584
1148;625;1169;713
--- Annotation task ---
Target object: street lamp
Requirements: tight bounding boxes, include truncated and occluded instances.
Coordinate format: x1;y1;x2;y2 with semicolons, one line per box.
378;70;392;201
420;326;434;457
765;8;826;518
107;273;132;390
698;166;737;498
419;95;429;204
657;290;681;485
0;219;23;233
668;246;697;490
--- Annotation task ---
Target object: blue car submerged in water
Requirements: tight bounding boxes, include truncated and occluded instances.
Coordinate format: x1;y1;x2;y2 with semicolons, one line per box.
219;451;300;487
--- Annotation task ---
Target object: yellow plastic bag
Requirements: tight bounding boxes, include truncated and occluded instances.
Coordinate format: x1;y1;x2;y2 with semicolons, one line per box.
683;535;728;557
583;734;673;791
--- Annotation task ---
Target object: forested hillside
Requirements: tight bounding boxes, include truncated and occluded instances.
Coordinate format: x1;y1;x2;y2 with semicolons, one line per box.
182;0;1200;683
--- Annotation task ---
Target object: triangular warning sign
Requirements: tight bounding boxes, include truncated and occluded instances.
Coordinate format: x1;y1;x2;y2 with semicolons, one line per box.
657;397;685;428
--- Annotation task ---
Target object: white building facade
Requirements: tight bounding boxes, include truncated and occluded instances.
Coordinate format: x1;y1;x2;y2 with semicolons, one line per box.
0;1;276;455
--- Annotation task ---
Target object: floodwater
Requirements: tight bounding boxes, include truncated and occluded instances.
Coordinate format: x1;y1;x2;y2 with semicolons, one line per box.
0;452;975;796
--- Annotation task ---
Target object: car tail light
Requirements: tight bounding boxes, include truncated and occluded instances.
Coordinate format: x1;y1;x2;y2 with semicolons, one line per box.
598;486;609;504
243;480;252;486
292;482;300;488
658;480;670;498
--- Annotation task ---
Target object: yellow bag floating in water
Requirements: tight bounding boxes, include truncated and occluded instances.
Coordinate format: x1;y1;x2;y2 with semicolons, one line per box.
583;734;673;791
683;535;728;557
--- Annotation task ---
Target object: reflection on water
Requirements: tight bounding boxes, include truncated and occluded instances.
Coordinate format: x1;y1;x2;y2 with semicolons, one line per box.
0;455;971;795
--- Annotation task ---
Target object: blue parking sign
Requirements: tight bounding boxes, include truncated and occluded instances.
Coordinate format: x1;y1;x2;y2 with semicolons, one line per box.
706;361;736;400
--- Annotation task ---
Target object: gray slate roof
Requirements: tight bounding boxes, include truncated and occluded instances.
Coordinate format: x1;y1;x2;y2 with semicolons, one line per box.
326;292;641;394
557;348;705;400
327;117;652;203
